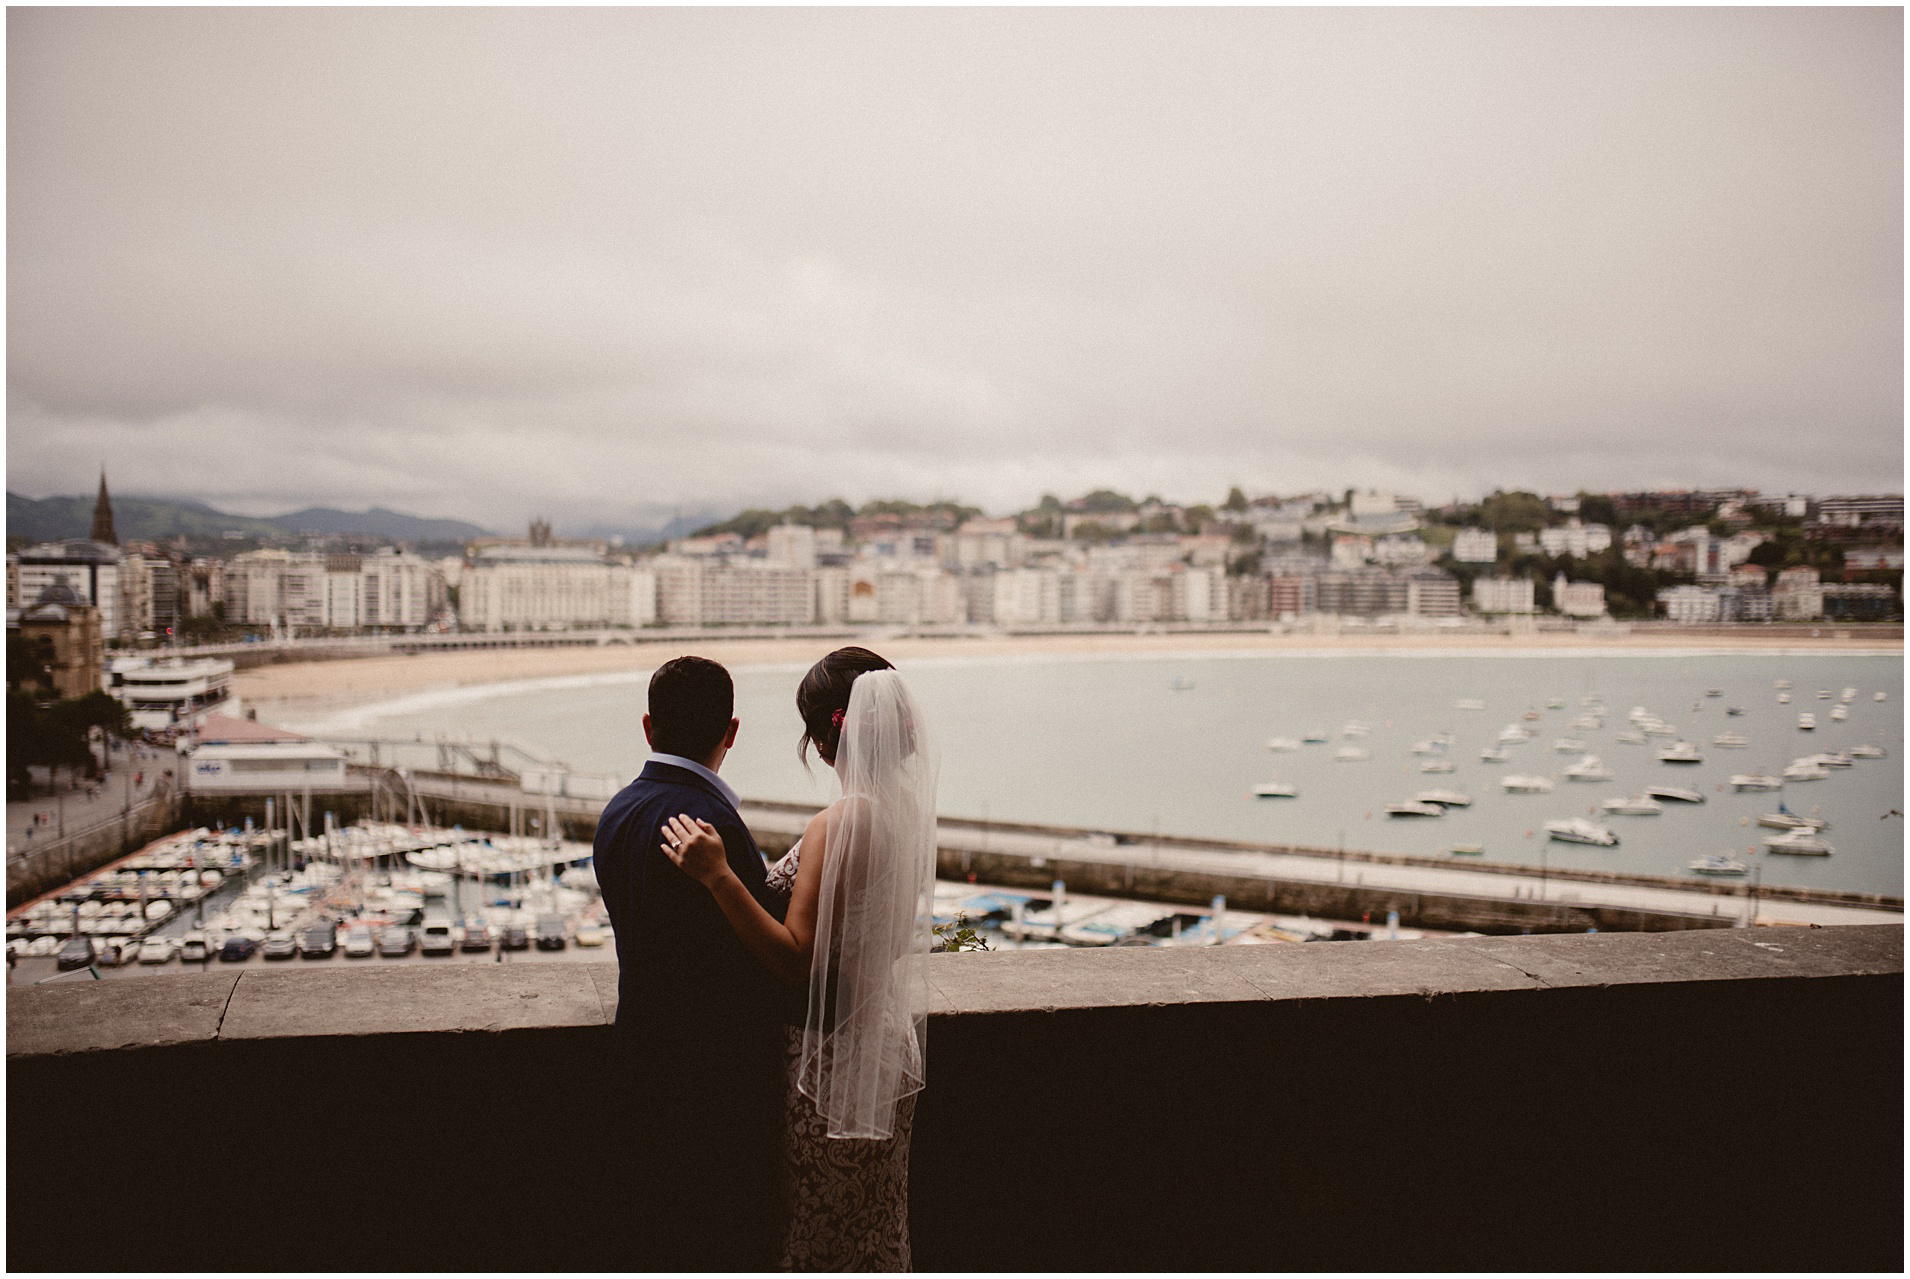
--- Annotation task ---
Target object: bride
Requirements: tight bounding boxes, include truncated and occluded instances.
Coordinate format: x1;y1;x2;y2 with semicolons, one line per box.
660;646;938;1271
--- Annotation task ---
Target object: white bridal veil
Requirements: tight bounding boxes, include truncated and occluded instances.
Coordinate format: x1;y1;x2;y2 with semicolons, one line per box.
797;669;940;1140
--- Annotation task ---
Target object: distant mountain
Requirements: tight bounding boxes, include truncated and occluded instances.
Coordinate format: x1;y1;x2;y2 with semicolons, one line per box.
560;510;731;548
6;492;491;546
270;506;490;541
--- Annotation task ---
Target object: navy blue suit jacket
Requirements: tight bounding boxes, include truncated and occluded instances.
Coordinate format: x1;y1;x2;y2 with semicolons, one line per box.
594;760;790;1268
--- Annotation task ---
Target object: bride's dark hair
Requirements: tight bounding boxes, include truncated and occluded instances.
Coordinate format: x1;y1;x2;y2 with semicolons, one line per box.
797;646;894;765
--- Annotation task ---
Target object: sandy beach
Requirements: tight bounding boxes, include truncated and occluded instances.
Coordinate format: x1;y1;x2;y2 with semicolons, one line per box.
237;628;1901;725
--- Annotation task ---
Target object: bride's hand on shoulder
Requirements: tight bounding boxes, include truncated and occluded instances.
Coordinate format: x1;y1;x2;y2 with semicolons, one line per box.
660;814;730;888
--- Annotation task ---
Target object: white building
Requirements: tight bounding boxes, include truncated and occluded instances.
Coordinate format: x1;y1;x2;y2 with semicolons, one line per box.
1372;535;1432;567
947;519;1026;570
1552;573;1607;618
225;548;444;633
1451;528;1499;564
765;524;818;570
14;540;122;637
1472;576;1536;614
1537;520;1613;559
1772;566;1824;621
845;563;963;626
993;567;1061;626
1330;535;1374;569
1657;585;1722;624
460;546;653;632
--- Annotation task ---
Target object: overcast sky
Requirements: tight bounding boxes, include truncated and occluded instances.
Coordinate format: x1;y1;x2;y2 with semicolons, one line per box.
8;7;1902;534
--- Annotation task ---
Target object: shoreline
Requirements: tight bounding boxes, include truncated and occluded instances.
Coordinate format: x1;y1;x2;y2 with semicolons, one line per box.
235;628;1903;726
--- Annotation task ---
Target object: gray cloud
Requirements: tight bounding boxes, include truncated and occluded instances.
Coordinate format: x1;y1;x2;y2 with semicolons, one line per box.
8;7;1901;531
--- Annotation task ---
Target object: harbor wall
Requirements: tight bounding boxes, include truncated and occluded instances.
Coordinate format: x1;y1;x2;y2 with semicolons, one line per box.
6;780;183;908
7;926;1900;1272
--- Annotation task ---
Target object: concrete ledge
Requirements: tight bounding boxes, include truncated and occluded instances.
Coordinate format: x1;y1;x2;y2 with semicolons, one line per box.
8;927;1902;1272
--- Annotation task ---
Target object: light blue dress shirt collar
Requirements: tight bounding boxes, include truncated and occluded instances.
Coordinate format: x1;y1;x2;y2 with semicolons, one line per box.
647;752;741;811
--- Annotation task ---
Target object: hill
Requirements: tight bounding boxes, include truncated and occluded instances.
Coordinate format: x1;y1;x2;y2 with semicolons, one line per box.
6;492;491;546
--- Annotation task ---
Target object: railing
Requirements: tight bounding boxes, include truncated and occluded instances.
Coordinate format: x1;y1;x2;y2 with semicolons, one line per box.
6;778;181;907
6;926;1901;1272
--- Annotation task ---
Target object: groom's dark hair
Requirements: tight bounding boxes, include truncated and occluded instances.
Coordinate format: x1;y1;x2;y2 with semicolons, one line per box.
648;656;734;760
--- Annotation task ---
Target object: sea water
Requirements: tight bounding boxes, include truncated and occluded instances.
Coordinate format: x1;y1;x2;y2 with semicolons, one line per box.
296;648;1904;898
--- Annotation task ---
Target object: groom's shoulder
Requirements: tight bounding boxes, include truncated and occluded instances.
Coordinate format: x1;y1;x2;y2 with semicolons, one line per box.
614;764;735;822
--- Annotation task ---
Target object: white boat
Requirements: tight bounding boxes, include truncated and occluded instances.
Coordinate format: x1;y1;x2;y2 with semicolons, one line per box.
1419;760;1457;774
1386;801;1446;818
1502;775;1555;793
1730;773;1784;791
1829;705;1848;721
1448;843;1486;857
1689;855;1749;877
1333;746;1369;762
1614;730;1647;745
1763;831;1832;856
1478;745;1511;763
1265;737;1302;752
1569;715;1604;731
1758;810;1829;832
1873;691;1887;702
1058;903;1180;947
1815;689;1831;700
1563;755;1613;782
1643;723;1679;738
1644;785;1706;804
1301;729;1330;744
1839;687;1857;703
1170;677;1196;691
1340;722;1372;738
1805;751;1853;769
1414;790;1472;808
1781;761;1830;782
1452;699;1486;711
1545;818;1619;846
1712;732;1749;748
1497;725;1533;744
1521;709;1543;721
1656;741;1703;764
1772;679;1791;689
1553;738;1588;754
1252;782;1299;799
1796;713;1815;730
1601;795;1663;816
1705;688;1723;698
1848;744;1887;759
1777;692;1791;704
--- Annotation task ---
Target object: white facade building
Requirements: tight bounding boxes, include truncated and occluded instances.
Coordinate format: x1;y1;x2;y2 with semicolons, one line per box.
459;547;652;632
1451;528;1499;564
15;541;122;637
1537;520;1613;559
1657;585;1722;624
1552;574;1607;618
765;524;818;570
1472;576;1536;614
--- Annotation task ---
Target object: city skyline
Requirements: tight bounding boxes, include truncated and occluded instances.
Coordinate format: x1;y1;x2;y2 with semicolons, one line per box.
8;8;1902;531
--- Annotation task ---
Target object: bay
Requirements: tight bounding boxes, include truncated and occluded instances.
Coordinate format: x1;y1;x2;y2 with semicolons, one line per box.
297;648;1904;898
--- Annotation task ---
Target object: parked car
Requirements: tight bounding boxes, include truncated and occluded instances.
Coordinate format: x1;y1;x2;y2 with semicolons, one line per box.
137;937;177;965
419;913;456;956
95;937;140;967
178;933;211;963
376;928;417;958
534;914;568;951
458;921;493;952
344;926;376;958
498;925;530;952
261;932;299;961
218;934;259;962
55;936;97;971
574;921;607;948
296;924;338;959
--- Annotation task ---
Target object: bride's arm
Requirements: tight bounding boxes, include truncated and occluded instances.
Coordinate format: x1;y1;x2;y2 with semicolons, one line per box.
662;808;828;987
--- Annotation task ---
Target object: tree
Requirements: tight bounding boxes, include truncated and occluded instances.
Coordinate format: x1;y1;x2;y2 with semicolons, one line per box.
1076;489;1138;514
1223;487;1248;513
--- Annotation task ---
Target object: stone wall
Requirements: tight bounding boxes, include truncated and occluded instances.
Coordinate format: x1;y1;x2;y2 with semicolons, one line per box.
8;926;1900;1271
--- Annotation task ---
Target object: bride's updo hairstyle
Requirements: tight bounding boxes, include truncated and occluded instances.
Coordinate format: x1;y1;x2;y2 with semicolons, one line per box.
797;646;894;766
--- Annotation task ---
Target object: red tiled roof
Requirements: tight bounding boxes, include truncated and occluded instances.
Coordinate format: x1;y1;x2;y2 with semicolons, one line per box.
194;713;309;745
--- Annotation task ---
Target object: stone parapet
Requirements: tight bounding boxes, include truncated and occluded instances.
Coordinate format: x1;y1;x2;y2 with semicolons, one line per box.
8;926;1901;1270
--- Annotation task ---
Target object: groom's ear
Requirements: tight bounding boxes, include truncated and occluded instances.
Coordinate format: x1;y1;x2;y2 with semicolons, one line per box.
723;717;739;749
641;713;654;748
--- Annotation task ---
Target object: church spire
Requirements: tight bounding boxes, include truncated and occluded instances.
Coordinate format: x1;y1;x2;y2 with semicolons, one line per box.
90;470;118;545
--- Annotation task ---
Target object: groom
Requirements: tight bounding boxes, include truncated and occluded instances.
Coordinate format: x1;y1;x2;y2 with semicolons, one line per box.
594;655;787;1270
